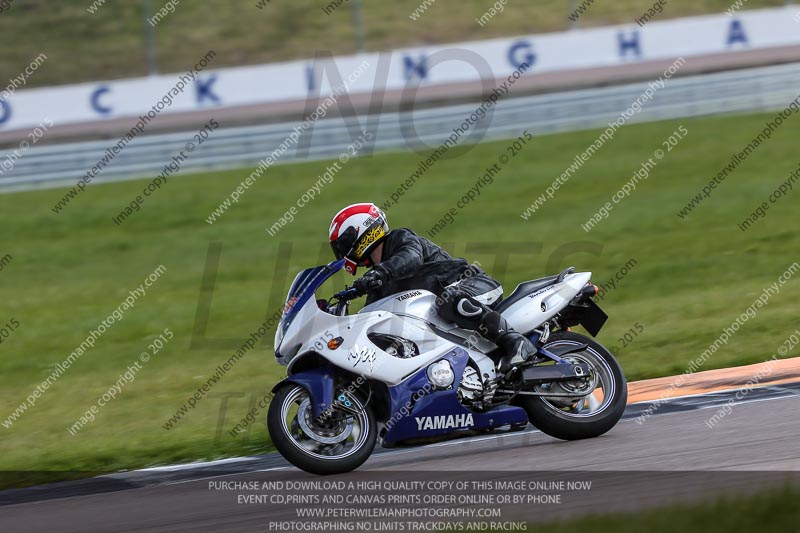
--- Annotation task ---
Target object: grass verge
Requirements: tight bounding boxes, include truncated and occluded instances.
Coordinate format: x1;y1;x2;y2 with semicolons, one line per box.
1;110;798;484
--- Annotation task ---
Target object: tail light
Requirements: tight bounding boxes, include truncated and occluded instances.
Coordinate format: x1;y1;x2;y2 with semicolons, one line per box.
581;284;599;299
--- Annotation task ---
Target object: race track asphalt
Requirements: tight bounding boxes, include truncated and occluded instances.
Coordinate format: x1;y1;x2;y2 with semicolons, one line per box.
2;382;799;532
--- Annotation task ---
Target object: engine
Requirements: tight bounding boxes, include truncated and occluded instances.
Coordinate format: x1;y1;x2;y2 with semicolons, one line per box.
458;366;484;408
367;333;419;358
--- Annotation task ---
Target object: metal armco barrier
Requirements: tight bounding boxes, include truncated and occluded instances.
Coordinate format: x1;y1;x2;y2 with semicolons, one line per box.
2;62;800;193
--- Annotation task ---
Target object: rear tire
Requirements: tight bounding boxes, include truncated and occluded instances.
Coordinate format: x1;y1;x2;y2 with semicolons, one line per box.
519;331;627;440
268;383;377;475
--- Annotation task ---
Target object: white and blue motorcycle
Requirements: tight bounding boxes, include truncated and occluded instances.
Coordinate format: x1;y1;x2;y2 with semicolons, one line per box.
268;259;627;475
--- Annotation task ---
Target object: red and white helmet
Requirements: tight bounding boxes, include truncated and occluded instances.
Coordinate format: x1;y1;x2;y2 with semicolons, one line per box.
329;203;389;275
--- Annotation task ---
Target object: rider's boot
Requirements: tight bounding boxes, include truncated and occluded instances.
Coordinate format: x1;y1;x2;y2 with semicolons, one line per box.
495;331;536;374
480;311;536;374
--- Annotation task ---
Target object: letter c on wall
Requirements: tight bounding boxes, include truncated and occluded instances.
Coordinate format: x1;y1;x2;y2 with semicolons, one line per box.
0;99;10;125
91;85;112;115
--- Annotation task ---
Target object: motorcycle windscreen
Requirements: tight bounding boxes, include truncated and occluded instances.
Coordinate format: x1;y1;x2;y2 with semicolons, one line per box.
277;260;344;339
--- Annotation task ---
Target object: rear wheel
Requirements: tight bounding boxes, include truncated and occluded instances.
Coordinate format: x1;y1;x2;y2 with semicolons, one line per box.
518;331;627;440
267;383;376;475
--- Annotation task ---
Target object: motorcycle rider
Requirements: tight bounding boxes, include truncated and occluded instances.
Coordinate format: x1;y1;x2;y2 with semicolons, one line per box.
328;202;535;373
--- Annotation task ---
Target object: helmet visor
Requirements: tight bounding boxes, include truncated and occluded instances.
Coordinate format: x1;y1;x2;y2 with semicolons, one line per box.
330;226;358;262
330;241;344;261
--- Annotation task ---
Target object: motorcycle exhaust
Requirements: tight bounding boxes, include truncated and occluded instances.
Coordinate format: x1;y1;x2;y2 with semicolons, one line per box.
521;362;592;385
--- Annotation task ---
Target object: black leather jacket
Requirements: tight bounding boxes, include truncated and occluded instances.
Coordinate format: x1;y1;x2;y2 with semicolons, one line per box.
364;228;486;305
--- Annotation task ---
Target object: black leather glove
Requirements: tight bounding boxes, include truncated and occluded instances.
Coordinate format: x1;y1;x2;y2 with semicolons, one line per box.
353;267;388;296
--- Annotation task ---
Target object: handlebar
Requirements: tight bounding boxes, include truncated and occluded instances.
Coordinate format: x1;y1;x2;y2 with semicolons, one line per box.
333;287;361;301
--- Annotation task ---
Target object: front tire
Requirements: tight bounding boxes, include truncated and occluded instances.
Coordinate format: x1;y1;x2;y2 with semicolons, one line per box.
267;383;377;475
518;331;627;440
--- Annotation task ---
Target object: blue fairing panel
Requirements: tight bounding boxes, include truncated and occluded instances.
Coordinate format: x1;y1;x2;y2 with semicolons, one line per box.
383;348;528;444
272;366;335;419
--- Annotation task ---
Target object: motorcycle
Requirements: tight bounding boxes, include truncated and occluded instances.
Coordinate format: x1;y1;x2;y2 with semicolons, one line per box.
268;259;627;475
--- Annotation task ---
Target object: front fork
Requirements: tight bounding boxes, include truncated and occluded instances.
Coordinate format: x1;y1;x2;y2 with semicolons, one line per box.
272;366;336;420
273;367;363;425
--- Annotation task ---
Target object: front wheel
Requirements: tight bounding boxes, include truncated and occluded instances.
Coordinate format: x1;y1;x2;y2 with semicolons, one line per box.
518;331;627;440
267;383;377;475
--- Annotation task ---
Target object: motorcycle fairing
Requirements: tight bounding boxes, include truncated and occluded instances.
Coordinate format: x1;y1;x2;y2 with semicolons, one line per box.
275;259;344;361
382;347;528;444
